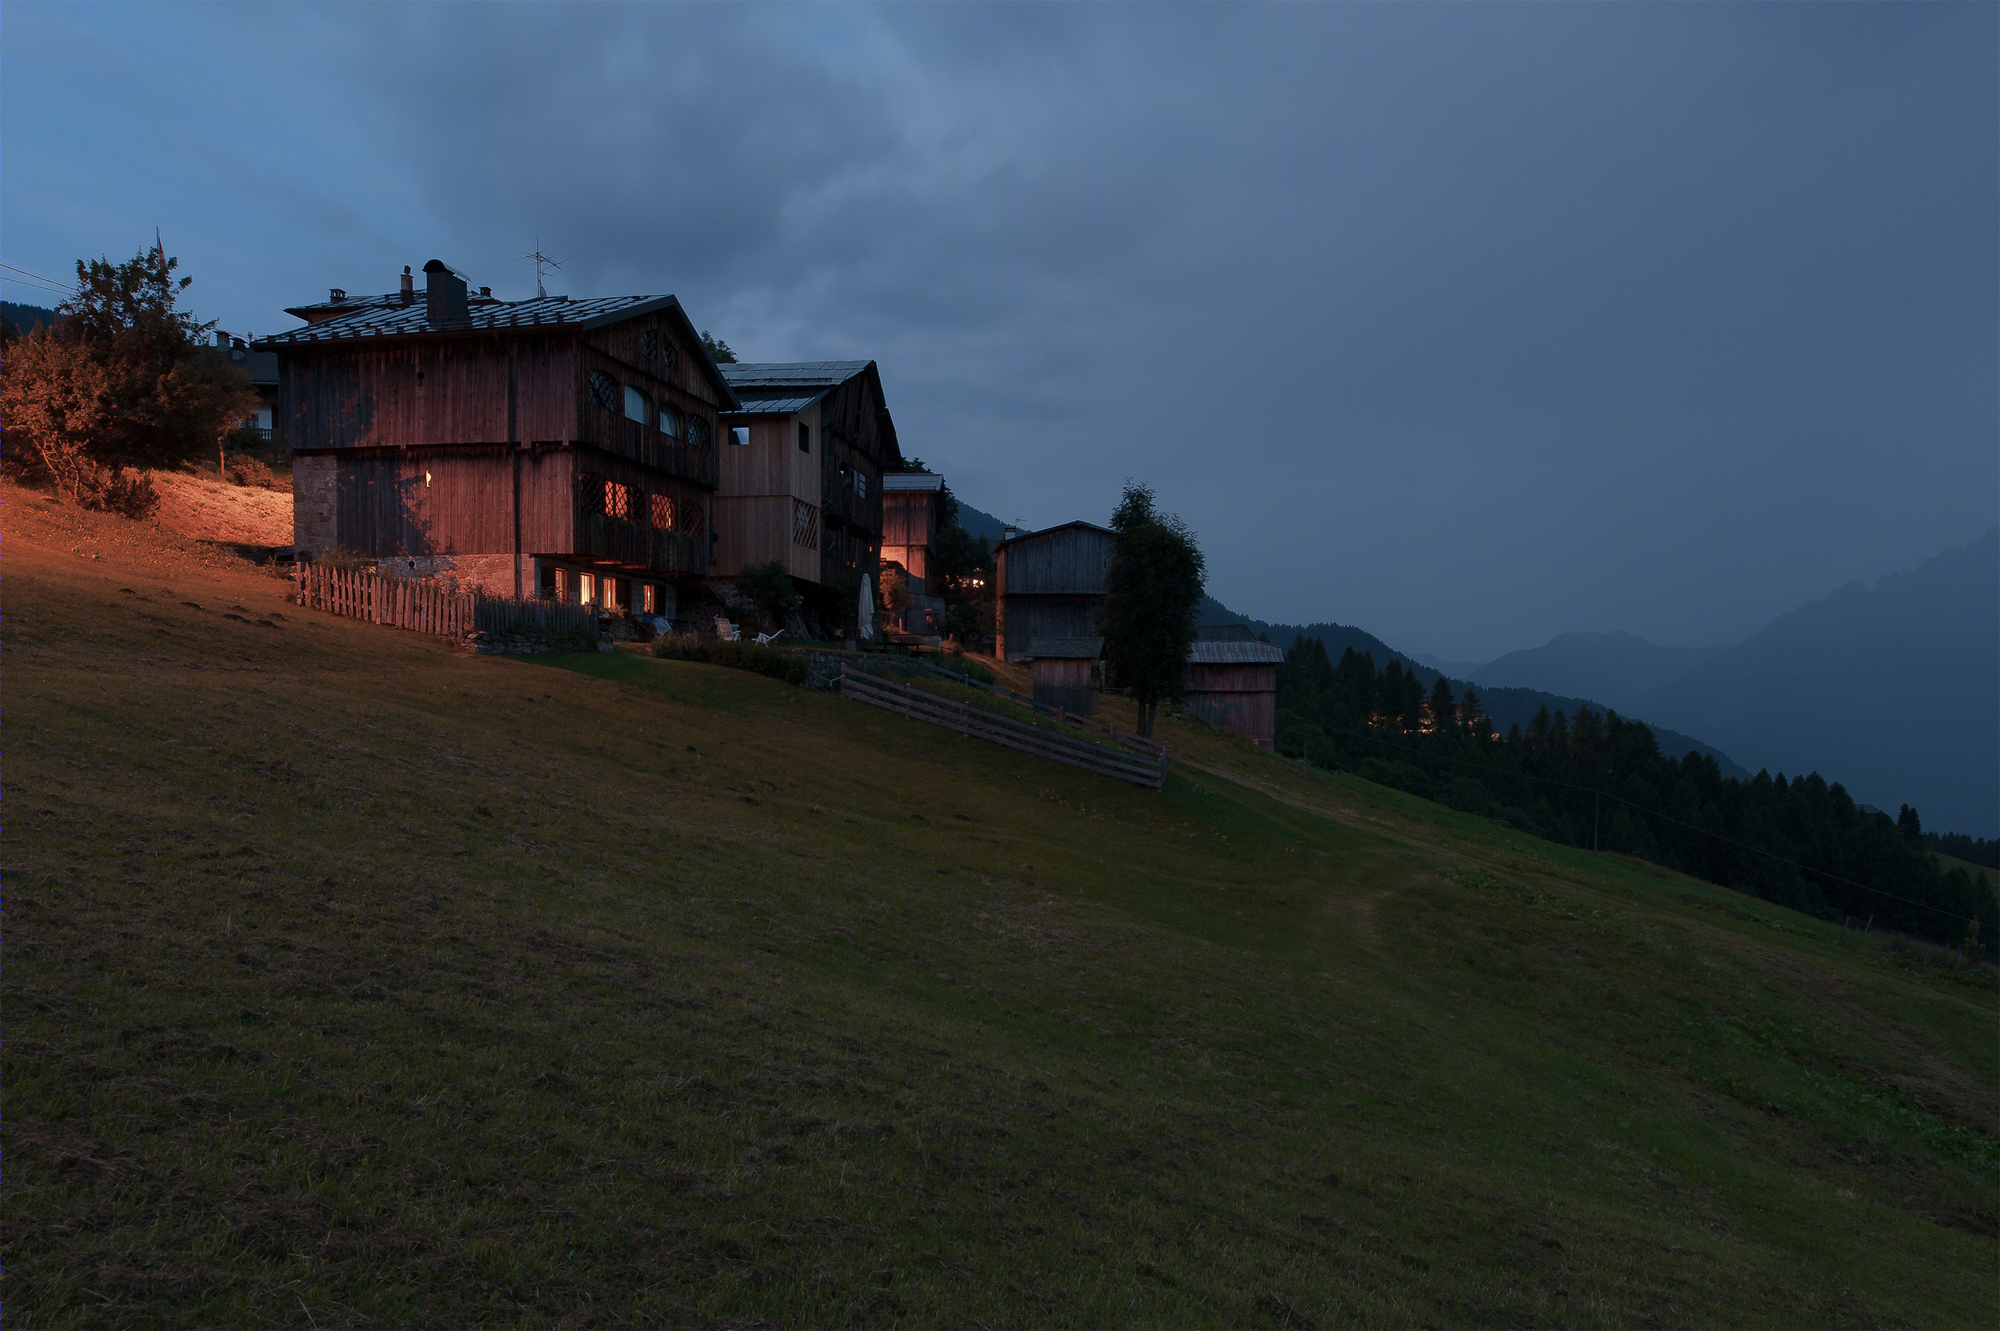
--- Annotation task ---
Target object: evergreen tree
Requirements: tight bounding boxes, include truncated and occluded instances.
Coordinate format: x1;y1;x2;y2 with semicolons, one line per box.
1428;676;1457;736
1098;482;1205;738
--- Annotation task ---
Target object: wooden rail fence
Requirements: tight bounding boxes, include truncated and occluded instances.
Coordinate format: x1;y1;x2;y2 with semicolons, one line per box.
292;564;597;641
840;671;1166;789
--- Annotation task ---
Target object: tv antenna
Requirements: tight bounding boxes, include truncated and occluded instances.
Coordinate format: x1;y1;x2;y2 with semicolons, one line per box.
520;240;564;298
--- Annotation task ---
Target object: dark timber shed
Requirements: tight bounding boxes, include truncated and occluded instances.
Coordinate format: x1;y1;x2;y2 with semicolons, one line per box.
1185;628;1284;750
1029;637;1103;715
994;520;1114;663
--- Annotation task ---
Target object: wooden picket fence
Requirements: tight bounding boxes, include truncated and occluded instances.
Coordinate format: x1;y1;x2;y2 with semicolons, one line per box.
839;671;1166;789
292;563;599;642
294;563;473;636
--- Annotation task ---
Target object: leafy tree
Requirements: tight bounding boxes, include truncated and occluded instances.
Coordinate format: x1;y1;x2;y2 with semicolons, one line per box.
737;560;799;630
701;331;736;363
1;246;253;510
1099;482;1205;738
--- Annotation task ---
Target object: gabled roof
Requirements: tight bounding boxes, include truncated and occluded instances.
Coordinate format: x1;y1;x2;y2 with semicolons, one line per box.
719;361;877;418
254;292;739;409
1188;641;1285;665
994;520;1115;551
282;289;505;322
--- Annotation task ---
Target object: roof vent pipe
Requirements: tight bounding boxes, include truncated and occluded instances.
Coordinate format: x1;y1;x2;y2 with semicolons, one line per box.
400;266;414;303
422;259;469;325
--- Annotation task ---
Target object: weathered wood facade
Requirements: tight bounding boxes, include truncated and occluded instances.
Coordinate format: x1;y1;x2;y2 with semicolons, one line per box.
881;472;946;633
1184;636;1284;750
993;521;1115;662
261;260;736;613
1029;637;1103;715
716;362;903;637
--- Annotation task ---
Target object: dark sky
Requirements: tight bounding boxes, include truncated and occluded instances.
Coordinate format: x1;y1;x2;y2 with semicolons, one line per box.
9;2;1995;662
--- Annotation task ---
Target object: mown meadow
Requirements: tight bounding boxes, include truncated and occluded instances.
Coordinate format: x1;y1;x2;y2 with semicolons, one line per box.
7;488;1995;1327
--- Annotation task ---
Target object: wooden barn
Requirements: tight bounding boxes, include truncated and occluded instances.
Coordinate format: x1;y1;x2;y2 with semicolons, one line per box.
716;362;902;636
880;472;947;634
1029;637;1102;715
258;259;738;619
993;521;1115;663
1184;627;1284;750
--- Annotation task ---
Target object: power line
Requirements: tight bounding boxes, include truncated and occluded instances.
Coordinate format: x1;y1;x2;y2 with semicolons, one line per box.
1284;720;1979;926
0;262;76;293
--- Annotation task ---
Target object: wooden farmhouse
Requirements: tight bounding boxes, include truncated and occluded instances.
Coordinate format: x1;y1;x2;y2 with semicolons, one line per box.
716;362;902;636
993;521;1114;662
258;260;738;620
880;472;948;634
1185;626;1284;750
1029;637;1103;715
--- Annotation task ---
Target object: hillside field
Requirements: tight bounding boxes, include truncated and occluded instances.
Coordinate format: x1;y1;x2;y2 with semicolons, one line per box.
7;484;1996;1327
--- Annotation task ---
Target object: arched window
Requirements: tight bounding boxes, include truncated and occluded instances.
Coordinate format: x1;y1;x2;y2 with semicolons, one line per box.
588;370;618;411
658;404;682;439
649;492;675;530
624;385;649;424
685;416;708;448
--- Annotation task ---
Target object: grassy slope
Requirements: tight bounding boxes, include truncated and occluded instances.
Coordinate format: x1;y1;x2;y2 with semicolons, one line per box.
8;486;1996;1328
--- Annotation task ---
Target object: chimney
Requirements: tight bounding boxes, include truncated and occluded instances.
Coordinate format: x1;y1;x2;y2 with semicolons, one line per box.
329;287;347;303
399;266;415;304
215;330;229;347
478;286;491;299
1003;525;1018;542
422;259;469;325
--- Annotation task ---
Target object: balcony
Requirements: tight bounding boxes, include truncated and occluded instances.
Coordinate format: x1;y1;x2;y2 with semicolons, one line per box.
574;511;707;576
584;412;719;490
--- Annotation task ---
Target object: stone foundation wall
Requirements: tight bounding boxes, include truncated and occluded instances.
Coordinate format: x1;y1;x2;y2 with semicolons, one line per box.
292;455;336;556
377;553;533;597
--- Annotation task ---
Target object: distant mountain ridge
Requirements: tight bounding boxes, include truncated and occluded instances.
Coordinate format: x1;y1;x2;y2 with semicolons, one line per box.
1474;632;1729;714
1195;595;1747;777
2;300;59;333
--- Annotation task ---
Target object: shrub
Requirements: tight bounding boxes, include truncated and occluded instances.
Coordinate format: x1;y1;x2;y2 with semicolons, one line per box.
651;633;807;687
223;454;287;491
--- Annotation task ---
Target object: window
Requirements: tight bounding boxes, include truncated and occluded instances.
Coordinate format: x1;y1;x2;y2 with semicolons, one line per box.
551;567;568;601
685;416;708;448
603;479;633;520
649;492;675;530
729;426;750;447
658;404;682;439
792;499;819;550
855;471;868;499
639;329;658;363
624;385;649;424
642;583;658;615
680;501;705;541
661;339;680;378
579;572;596;604
588;370;618;411
798;423;811;454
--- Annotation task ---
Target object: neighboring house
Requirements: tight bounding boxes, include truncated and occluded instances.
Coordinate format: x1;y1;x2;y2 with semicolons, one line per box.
1184;625;1283;750
1030;637;1103;715
881;472;947;634
212;332;279;441
993;521;1114;662
716;361;902;636
257;259;738;617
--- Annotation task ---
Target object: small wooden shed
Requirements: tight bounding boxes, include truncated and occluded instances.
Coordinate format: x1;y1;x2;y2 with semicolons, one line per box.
993;521;1114;662
1030;637;1103;715
1184;631;1283;749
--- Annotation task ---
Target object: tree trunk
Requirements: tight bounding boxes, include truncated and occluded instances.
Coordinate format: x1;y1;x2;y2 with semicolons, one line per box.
1137;700;1157;738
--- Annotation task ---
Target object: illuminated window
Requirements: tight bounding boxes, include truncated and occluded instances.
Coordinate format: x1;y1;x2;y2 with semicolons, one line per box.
588;371;618;411
552;567;568;601
624;386;649;424
604;480;632;520
649;492;675;530
579;572;596;604
659;405;682;438
642;583;658;614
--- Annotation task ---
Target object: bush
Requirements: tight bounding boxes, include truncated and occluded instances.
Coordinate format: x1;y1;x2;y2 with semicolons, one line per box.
223;454;288;491
650;633;807;687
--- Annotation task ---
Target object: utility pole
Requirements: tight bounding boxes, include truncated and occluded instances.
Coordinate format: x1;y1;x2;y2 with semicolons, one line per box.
1593;791;1600;852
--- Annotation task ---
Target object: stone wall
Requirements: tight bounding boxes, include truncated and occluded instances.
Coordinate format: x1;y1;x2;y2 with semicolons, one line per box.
291;455;336;556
